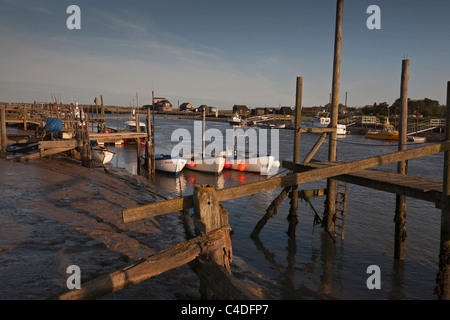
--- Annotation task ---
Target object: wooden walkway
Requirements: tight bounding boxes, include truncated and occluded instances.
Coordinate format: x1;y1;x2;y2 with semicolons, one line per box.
289;161;443;208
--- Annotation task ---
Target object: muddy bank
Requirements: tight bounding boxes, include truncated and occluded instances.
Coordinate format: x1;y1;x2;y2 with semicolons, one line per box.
0;156;200;300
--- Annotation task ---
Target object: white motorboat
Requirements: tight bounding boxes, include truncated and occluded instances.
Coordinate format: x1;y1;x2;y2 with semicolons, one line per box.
91;145;115;164
154;154;187;175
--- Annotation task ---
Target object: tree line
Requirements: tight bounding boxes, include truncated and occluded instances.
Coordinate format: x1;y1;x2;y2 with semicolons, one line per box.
361;98;445;118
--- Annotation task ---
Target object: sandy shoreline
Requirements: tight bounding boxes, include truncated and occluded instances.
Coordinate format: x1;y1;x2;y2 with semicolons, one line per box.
0;155;201;300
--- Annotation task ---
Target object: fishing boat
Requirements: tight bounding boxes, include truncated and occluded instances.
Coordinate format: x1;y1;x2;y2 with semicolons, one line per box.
154;154;187;175
225;153;280;175
91;145;115;164
365;120;399;140
228;113;242;125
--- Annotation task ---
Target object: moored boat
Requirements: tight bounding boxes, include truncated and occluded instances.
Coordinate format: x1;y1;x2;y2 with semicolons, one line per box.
225;154;280;175
91;145;115;164
154;154;187;175
184;155;225;174
365;120;398;140
228;113;242;125
123;119;147;144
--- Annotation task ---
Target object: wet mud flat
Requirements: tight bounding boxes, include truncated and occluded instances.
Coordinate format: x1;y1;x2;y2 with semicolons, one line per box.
0;156;201;300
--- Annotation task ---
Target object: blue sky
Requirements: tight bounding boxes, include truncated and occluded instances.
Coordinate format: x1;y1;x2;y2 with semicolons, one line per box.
0;0;449;109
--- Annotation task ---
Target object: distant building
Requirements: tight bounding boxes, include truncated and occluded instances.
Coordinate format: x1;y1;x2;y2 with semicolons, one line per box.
253;107;266;116
179;102;194;111
153;98;172;112
339;105;348;114
232;105;250;115
279;106;293;115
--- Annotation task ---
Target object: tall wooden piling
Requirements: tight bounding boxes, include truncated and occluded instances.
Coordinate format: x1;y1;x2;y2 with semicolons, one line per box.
0;105;6;158
146;106;155;179
436;81;450;299
135;110;141;176
394;59;409;260
288;77;303;236
325;0;344;232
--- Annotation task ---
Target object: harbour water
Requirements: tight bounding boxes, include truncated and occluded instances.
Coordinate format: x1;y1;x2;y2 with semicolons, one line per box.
105;114;443;300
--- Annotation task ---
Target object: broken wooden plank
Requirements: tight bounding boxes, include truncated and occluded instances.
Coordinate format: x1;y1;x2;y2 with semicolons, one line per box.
51;227;229;300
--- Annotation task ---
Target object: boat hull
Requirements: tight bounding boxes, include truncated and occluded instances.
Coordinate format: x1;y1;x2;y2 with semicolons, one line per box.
227;155;280;175
365;132;399;140
155;157;187;175
91;146;115;164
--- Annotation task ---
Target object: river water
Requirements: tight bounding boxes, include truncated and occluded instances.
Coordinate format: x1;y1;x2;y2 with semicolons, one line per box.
103;113;443;300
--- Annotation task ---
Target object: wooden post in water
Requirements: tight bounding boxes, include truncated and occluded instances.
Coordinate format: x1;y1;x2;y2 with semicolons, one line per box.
146;106;155;179
436;81;450;299
325;0;344;232
395;59;409;260
0;105;6;158
288;77;303;236
135;109;141;175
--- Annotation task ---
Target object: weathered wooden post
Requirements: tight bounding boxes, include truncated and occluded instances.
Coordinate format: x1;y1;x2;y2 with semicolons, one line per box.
288;77;303;236
80;109;93;168
0;105;6;158
145;106;155;180
23;105;27;131
395;59;409;260
100;95;105;132
436;81;450;299
192;185;233;298
325;0;344;232
135;110;141;175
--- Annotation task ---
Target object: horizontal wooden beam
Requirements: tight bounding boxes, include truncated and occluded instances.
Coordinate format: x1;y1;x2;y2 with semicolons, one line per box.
39;140;78;149
300;127;335;133
51;227;229;300
17;147;75;162
122;141;450;222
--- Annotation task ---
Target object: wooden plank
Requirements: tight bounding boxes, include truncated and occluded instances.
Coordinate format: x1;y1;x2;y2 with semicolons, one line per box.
122;196;193;223
17;147;75;162
51;227;229;300
300;127;336;133
39;140;78;149
122;142;450;222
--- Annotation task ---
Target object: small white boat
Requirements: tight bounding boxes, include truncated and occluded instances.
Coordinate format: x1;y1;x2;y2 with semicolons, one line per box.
304;112;331;128
91;146;115;164
337;123;347;135
228;113;242;125
123;120;147;144
154;154;187;175
184;155;225;174
225;154;280;175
